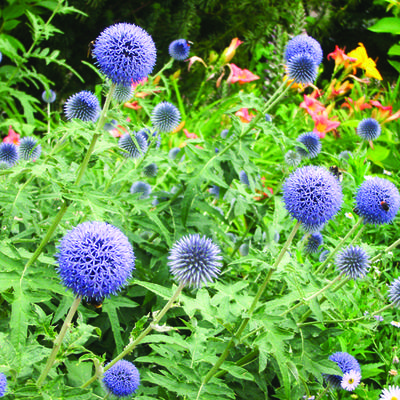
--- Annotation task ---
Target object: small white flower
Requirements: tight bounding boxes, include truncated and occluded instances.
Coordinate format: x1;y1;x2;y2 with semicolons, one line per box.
380;385;400;400
345;212;354;219
391;321;400;328
383;170;392;176
341;369;361;391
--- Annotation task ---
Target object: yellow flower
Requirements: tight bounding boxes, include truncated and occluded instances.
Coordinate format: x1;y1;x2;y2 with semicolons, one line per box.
347;43;382;80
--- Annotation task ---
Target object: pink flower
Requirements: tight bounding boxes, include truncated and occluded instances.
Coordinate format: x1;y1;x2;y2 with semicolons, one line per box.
3;126;20;145
124;101;142;110
312;111;340;138
327;45;357;67
228;63;260;84
235;108;256;123
131;77;148;90
183;128;198;139
299;94;325;115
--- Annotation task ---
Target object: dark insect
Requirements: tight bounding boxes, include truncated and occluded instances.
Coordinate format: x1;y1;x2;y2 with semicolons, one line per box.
85;297;104;309
380;200;390;211
353;207;360;216
87;40;95;58
329;165;343;182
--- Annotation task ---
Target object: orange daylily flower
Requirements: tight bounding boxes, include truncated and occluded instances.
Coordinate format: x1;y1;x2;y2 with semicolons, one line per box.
235;108;256;123
312;111;340;138
3;126;20;145
124;101;142;110
299;94;325;115
326;79;354;99
327;45;357;68
341;96;372;114
172;121;185;133
347;43;383;80
228;63;260;84
221;38;243;64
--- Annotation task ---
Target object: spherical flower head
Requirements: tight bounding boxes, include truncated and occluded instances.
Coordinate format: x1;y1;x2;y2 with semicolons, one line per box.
335;245;370;279
119;131;148;158
341;369;361;391
130;181;152;199
151;102;181;132
169;39;190;61
389;277;400;308
325;352;361;388
285;34;323;65
0;142;19;167
305;232;323;254
42;89;56;103
285;150;302;167
239;170;250;186
64;90;101;122
209;185;220;198
169;147;181;160
168;234;223;288
282;166;343;232
356;117;381;141
239;243;249;256
319;249;330;262
265;113;272;122
296;132;321;159
113;84;133;103
220;129;229;139
287;53;318;84
139;128;161;149
380;385;400;400
103;360;140;397
56;221;135;301
355;177;400;224
0;372;7;397
19;136;41;161
143;162;158;177
93;22;156;86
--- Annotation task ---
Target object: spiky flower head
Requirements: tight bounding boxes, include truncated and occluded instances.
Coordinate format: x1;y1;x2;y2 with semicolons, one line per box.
335;245;370;279
0;143;19;167
356;117;381;141
113;84;133;103
119;131;148;158
239;170;250;186
130;181;152;199
319;249;330;262
287;54;318;84
169;147;181;160
389;277;400;308
209;185;220;198
93;22;156;86
339;150;352;163
139;128;161;149
151;102;181;132
305;232;323;254
341;370;361;391
282;166;343;232
0;372;7;397
168;234;223;288
285;34;323;65
285;150;302;167
56;221;135;301
380;385;400;400
41;89;56;103
18;136;41;161
355;177;400;224
169;39;190;61
64;91;101;122
103;360;140;397
221;129;229;139
296;132;321;159
143;162;158;177
325;352;361;388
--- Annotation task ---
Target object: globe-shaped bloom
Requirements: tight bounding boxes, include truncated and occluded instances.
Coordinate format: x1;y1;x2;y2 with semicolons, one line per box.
169;39;190;61
356;118;381;141
56;221;135;301
265;114;272;122
285;34;323;65
287;54;318;84
113;84;133;103
380;385;400;400
284;150;302;167
130;181;152;199
319;249;330;262
209;185;220;198
305;232;323;254
64;90;101;122
355;177;400;224
325;352;361;388
103;360;140;397
389;278;400;308
0;143;19;167
18;136;41;161
0;372;7;397
119;131;148;158
93;22;156;86
143;162;158;177
220;129;229;139
239;243;249;256
239;170;250;186
335;246;370;279
168;234;223;288
282;166;343;232
41;89;56;103
151;102;181;132
139;128;161;149
296;132;321;159
341;370;361;391
169;147;181;160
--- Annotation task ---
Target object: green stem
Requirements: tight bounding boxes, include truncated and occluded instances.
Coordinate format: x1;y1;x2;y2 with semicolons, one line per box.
264;80;294;113
37;296;82;387
103;159;127;192
371;237;400;264
214;349;259;379
81;283;185;389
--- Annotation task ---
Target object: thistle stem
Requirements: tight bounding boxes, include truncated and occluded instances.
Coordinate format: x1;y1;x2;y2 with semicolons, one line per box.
371;237;400;264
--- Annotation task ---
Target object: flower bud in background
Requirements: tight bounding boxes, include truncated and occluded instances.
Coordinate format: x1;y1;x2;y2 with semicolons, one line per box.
64;90;101;122
143;162;158;177
356;117;381;141
296;132;321;159
18;137;41;161
42;89;56;103
169;39;191;61
389;278;400;308
305;232;323;254
130;181;152;199
0;142;19;168
151;102;181;132
113;84;134;103
119;131;148;158
284;150;302;167
103;360;140;397
335;246;370;279
0;372;7;397
221;37;243;64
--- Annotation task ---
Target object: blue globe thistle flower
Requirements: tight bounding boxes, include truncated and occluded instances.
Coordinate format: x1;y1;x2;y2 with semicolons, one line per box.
93;22;156;86
169;147;181;160
64;90;101;122
265;113;272;122
0;372;7;397
18;136;41;161
319;249;330;262
239;243;249;256
388;277;400;308
284;150;302;167
285;34;323;65
239;170;250;186
0;143;19;167
296;132;321;159
305;232;323;254
169;39;190;61
130;181;152;199
339;150;352;162
119;131;148;158
287;53;318;84
0;52;2;64
221;129;229;139
356;118;381;141
151;102;181;132
143;162;158;177
209;185;220;198
56;221;135;301
139;128;161;149
282;166;343;232
335;245;370;279
168;234;223;288
42;89;56;103
355;177;400;224
325;352;361;388
103;360;140;397
113;84;133;103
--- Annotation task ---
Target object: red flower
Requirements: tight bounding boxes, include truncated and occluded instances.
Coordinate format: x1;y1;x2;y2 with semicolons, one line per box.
228;63;260;84
327;45;357;68
235;108;256;123
3;126;20;145
341;96;372;114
